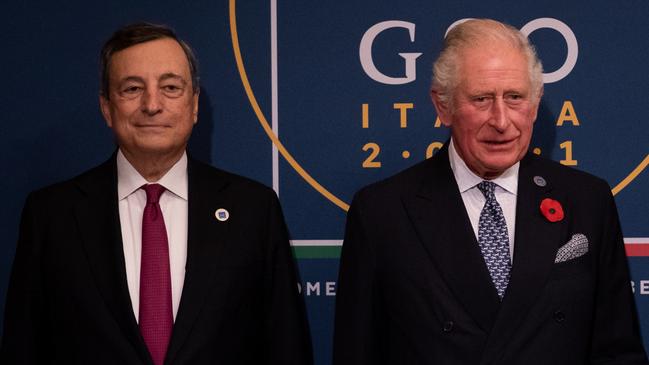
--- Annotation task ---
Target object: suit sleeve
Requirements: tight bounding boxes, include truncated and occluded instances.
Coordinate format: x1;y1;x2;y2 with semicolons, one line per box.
262;191;313;365
590;185;648;364
1;193;48;364
333;192;380;365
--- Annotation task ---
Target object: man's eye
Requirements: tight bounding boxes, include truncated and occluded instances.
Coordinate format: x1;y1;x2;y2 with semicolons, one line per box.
122;86;142;94
118;86;143;99
506;94;525;104
507;92;527;99
162;84;185;97
163;85;183;92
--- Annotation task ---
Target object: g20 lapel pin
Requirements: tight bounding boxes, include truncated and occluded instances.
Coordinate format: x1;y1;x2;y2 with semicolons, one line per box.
215;208;230;222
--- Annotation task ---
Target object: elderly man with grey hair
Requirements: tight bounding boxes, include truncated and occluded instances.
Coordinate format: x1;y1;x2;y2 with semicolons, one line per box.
333;18;647;365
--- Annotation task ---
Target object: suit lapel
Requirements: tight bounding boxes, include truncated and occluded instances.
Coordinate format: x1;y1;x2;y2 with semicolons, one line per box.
403;146;501;332
480;155;569;364
73;156;151;363
165;159;231;364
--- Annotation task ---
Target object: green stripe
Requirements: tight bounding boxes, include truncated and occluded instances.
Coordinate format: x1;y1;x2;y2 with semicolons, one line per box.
292;246;342;259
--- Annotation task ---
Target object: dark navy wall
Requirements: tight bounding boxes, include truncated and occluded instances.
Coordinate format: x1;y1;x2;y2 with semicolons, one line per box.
1;2;648;364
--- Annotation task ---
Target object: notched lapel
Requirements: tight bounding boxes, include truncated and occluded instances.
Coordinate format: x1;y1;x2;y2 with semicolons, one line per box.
402;150;500;332
73;158;151;363
481;156;569;364
165;161;231;364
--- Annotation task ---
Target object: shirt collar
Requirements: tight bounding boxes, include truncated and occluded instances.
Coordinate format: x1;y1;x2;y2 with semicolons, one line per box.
448;139;519;195
117;149;189;201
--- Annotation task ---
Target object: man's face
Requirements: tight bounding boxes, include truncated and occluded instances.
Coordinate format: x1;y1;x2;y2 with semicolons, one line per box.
100;38;198;160
433;44;539;179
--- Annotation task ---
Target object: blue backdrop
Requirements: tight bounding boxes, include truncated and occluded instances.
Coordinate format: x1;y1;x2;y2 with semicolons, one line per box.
1;1;648;364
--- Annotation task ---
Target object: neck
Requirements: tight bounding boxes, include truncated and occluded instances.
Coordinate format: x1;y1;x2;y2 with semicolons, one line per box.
478;170;502;180
120;148;184;182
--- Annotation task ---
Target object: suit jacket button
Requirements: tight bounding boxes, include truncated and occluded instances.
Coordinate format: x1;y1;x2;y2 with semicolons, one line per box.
553;310;566;323
443;321;454;332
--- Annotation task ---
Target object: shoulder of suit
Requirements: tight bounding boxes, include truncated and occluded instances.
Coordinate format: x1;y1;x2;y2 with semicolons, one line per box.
187;157;277;198
523;153;611;196
27;155;110;196
27;155;279;207
352;157;436;205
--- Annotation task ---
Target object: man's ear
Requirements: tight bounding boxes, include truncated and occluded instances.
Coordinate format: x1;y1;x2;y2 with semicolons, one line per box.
530;89;543;124
192;89;200;124
99;95;113;128
431;90;452;127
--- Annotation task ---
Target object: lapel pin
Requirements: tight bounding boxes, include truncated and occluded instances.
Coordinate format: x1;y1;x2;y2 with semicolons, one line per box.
533;176;547;187
215;208;229;222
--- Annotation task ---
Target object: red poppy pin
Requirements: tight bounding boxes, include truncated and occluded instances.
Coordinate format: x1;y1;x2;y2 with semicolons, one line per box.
540;198;564;222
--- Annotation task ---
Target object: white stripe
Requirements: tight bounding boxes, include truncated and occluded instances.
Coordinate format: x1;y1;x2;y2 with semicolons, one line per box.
625;237;649;244
271;0;279;195
290;240;343;247
288;238;648;247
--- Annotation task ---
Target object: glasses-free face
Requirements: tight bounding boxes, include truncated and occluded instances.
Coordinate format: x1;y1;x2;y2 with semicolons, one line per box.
100;37;199;164
433;44;539;179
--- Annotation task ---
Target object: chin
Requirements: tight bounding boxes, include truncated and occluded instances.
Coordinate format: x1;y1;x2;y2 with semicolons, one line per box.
133;142;176;155
482;157;519;173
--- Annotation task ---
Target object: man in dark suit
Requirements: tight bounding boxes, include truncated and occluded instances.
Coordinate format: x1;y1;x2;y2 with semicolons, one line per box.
1;23;311;364
333;18;647;364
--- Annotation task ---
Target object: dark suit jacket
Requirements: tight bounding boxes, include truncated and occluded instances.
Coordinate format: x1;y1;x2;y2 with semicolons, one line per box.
333;144;647;365
1;155;312;364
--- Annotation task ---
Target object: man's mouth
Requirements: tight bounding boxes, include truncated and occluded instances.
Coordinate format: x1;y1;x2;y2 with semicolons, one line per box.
483;138;515;145
136;124;169;129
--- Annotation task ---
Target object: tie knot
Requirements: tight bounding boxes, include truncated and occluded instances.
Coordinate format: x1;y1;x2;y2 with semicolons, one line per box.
477;181;497;200
143;184;166;204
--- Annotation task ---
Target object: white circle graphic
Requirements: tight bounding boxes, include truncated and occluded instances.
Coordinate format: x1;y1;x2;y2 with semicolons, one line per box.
521;18;579;84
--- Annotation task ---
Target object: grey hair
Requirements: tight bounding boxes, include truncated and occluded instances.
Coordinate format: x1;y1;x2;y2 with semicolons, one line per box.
431;19;543;109
100;22;199;99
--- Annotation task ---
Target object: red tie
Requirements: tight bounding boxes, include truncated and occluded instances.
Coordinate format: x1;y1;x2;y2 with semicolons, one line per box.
139;184;173;365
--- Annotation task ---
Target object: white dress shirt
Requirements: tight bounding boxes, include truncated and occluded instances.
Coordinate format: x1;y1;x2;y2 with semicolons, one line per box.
448;139;519;261
117;150;188;322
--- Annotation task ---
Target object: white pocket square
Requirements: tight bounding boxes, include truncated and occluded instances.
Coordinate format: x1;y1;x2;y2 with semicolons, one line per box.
555;233;589;263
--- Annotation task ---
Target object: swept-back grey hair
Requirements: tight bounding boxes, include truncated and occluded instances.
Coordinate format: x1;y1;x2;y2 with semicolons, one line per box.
431;19;543;108
100;22;200;99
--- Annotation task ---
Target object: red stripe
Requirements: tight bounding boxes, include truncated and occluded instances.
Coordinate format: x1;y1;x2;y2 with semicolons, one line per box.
625;244;649;257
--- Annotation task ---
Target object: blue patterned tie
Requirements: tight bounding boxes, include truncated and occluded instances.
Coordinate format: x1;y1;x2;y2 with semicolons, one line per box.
477;181;511;299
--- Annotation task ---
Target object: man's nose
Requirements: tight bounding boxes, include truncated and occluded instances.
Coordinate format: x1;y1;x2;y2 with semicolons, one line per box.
141;87;163;115
489;98;509;131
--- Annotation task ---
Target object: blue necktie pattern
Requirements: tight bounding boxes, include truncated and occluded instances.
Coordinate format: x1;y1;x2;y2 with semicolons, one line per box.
477;181;511;299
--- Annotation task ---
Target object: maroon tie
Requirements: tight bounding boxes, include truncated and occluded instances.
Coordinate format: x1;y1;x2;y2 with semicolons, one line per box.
139;184;173;365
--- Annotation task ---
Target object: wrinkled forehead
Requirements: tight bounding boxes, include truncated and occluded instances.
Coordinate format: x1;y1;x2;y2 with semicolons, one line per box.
457;44;530;81
458;39;527;64
108;38;192;82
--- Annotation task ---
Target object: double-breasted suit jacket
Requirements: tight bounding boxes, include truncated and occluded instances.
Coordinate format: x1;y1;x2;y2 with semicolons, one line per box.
2;155;312;364
333;144;646;365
